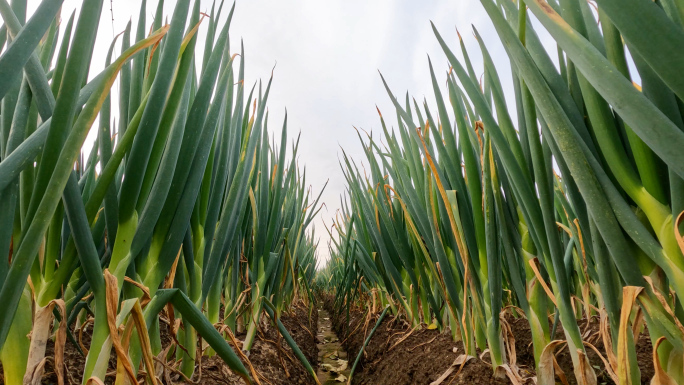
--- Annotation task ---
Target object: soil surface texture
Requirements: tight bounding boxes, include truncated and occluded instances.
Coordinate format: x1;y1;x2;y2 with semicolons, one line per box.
0;299;658;385
324;296;655;385
200;303;319;385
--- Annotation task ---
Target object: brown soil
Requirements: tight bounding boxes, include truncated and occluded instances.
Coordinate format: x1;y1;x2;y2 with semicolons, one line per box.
0;303;318;385
199;303;319;385
507;314;655;385
325;296;655;385
352;327;508;385
327;303;507;385
0;298;658;385
47;322;119;385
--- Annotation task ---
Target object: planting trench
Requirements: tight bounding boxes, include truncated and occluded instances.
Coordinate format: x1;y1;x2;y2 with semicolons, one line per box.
0;299;657;384
316;307;352;384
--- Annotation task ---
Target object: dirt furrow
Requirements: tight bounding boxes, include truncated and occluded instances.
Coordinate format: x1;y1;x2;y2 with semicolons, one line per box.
316;307;351;384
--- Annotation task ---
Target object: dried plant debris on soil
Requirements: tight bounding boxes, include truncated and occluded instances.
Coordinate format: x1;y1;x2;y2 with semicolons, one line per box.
328;302;655;385
0;301;656;385
507;314;654;385
0;305;318;385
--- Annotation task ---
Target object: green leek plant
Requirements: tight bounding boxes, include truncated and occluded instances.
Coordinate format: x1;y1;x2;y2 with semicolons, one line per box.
321;0;684;383
0;1;322;384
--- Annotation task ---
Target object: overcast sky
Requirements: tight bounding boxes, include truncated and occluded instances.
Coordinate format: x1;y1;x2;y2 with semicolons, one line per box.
27;0;557;266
